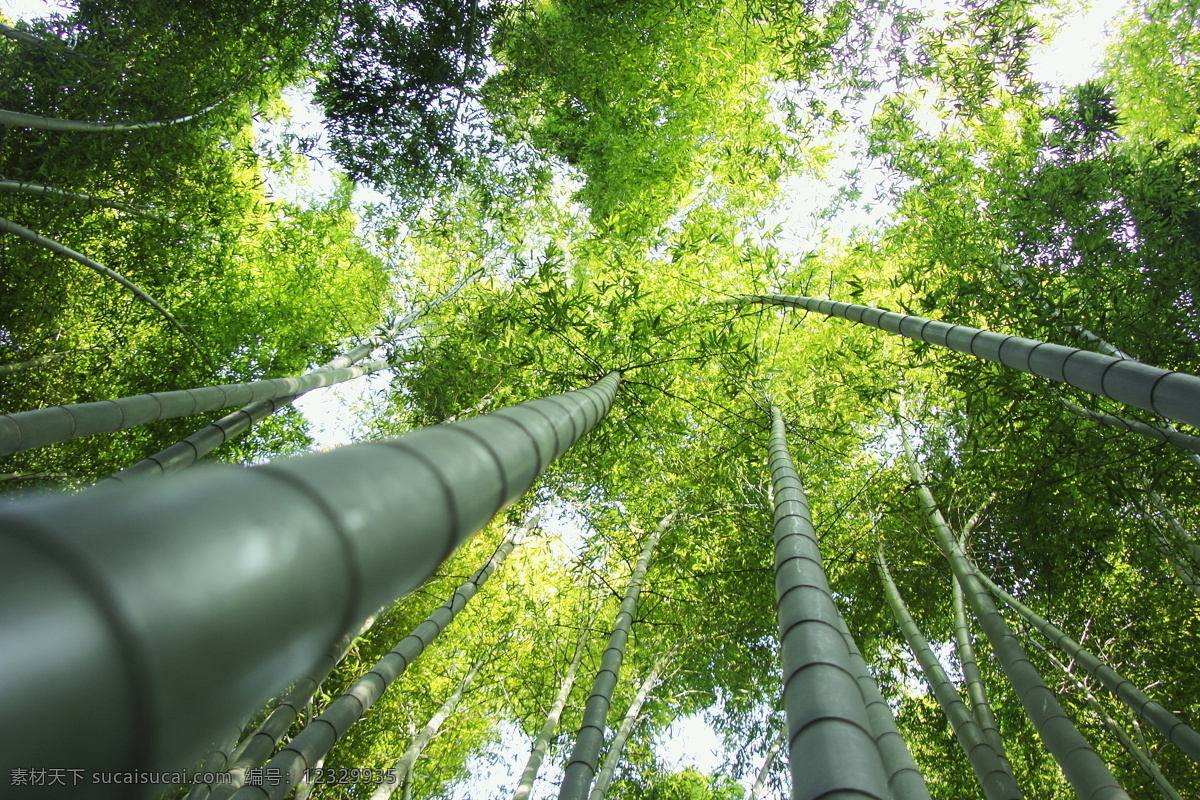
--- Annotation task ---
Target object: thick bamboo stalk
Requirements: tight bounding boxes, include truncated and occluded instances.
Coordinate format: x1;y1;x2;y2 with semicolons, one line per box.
898;420;1129;800
558;512;674;800
952;575;1008;760
972;566;1200;764
1060;399;1200;465
1028;637;1185;800
734;295;1200;429
107;269;483;483
768;405;891;800
0;216;200;348
0;180;169;220
228;513;538;800
368;657;484;800
0;358;395;456
0;374;619;799
875;546;1022;800
513;619;593;800
589;649;675;800
831;612;931;800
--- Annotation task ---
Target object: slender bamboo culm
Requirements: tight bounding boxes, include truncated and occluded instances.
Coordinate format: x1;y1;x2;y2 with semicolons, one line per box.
557;512;675;800
0;359;396;456
224;513;539;800
107;268;483;483
897;416;1129;800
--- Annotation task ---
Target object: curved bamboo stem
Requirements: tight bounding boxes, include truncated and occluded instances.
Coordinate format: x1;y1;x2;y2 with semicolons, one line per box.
0;215;202;351
0;180;170;221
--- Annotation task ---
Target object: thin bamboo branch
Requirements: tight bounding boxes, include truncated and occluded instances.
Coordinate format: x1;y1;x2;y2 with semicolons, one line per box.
0;94;230;131
0;215;202;351
368;657;485;800
0;21;108;64
0;348;94;375
589;648;676;800
1060;399;1200;466
952;574;1008;760
745;735;784;800
513;616;594;800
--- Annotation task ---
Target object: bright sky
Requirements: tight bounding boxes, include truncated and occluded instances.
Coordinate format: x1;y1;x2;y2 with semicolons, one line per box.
5;0;1132;793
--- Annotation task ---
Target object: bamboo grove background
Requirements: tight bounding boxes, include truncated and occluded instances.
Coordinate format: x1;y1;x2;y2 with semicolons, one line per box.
1;0;1198;798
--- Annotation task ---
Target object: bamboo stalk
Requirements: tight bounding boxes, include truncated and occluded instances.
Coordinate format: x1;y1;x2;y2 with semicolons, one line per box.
0;215;202;351
733;295;1200;429
589;648;676;800
0;359;395;456
831;612;932;800
768;405;891;800
106;268;484;482
972;565;1200;764
558;513;675;800
222;512;539;800
875;546;1021;800
898;417;1129;800
513;615;594;800
0;374;618;790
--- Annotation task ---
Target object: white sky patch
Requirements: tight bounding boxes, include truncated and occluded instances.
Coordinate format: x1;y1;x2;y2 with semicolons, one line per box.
658;713;726;775
1029;0;1130;88
1;0;69;20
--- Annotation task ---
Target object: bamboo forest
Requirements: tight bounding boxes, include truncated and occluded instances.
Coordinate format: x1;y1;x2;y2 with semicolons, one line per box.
3;0;1200;798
